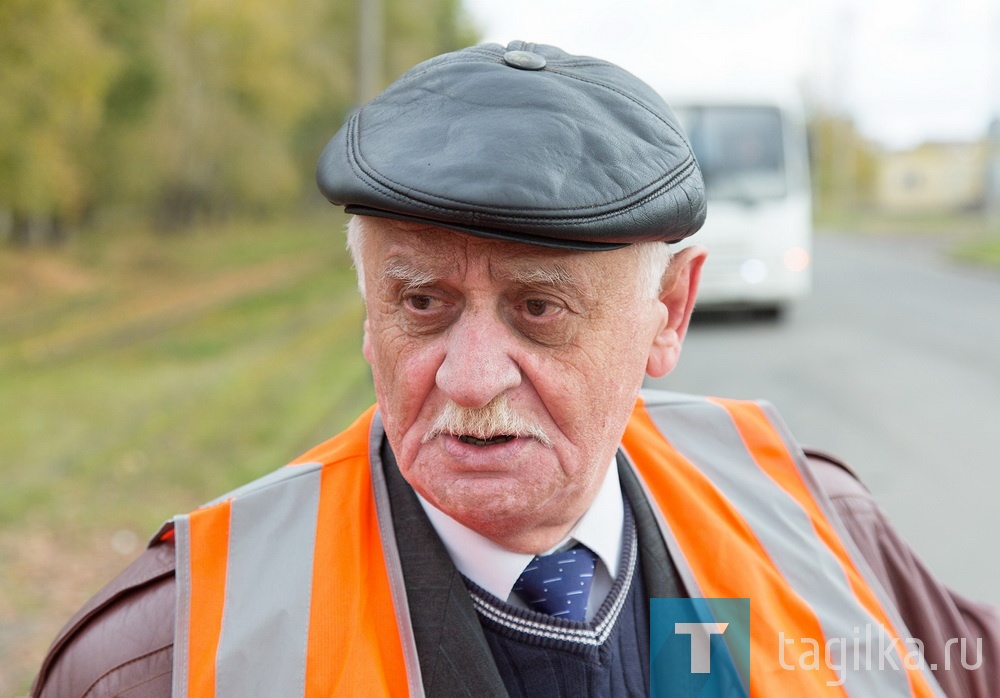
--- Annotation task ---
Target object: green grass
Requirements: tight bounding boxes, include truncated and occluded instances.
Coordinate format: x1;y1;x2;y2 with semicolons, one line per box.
815;208;1000;270
815;207;997;238
0;214;376;693
952;233;1000;268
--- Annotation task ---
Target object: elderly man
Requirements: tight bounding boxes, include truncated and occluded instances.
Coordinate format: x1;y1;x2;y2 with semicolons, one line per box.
33;41;997;697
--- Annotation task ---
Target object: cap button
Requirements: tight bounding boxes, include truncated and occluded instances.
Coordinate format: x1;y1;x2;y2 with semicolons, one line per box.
503;50;547;70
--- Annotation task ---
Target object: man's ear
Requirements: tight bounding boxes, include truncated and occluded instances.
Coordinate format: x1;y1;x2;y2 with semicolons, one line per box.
646;245;707;378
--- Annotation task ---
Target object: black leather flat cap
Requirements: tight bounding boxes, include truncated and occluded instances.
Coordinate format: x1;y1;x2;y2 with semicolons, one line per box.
316;40;706;250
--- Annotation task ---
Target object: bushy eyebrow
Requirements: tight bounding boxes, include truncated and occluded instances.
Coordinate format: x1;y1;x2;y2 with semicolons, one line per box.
507;265;574;287
506;263;594;303
382;259;440;291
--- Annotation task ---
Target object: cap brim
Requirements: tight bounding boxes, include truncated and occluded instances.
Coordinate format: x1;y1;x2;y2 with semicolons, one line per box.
345;206;631;251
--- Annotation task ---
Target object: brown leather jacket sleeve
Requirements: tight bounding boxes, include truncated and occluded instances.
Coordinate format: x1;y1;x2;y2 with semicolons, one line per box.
807;448;1000;697
31;539;176;698
31;453;1000;697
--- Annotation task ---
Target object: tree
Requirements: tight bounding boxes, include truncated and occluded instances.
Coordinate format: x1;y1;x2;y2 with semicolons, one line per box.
0;0;118;244
808;111;879;216
82;0;166;222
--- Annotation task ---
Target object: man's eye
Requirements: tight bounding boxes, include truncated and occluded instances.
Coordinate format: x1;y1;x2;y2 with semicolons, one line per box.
525;299;560;317
407;295;433;311
525;300;548;316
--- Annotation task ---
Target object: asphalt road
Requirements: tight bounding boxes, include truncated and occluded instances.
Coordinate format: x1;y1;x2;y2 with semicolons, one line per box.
645;231;1000;604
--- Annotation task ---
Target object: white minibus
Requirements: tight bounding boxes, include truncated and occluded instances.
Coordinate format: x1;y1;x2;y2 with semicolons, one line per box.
666;88;813;318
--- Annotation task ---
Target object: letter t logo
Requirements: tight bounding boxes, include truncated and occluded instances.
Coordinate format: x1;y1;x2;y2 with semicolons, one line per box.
674;622;730;673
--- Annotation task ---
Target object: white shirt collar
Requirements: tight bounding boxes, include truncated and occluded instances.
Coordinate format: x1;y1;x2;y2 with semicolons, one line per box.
416;456;624;602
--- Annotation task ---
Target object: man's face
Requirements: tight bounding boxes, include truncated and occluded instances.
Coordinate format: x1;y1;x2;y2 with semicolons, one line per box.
359;221;679;552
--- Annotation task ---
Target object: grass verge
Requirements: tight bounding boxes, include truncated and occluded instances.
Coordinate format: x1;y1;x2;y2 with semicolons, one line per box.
952;234;1000;268
815;209;1000;270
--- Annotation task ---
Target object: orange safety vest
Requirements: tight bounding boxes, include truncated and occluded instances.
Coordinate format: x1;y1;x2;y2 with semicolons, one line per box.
168;391;943;696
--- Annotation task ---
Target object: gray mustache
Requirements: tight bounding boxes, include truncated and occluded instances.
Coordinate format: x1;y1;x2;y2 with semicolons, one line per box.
423;396;553;447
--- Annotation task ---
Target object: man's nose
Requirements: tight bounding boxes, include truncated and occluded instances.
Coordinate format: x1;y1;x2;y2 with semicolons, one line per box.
435;309;522;408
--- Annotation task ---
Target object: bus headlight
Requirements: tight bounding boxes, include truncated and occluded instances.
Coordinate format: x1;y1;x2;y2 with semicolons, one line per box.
740;259;768;284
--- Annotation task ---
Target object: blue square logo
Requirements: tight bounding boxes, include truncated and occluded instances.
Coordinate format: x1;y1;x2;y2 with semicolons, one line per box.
650;598;750;698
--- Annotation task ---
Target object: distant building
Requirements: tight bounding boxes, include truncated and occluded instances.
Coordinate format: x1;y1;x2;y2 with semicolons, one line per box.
874;141;987;214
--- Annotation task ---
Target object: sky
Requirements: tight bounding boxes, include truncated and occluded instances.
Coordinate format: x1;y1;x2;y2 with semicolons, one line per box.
462;0;1000;151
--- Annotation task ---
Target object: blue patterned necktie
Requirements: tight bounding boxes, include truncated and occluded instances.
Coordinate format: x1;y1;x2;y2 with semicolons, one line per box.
513;543;598;621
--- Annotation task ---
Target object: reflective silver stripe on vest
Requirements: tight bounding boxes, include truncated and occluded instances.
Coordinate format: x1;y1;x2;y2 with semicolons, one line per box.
638;391;943;697
761;391;945;696
172;515;192;698
170;462;323;697
215;462;322;696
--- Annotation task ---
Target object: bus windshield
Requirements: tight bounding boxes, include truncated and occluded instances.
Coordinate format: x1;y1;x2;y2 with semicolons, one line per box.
674;105;787;202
